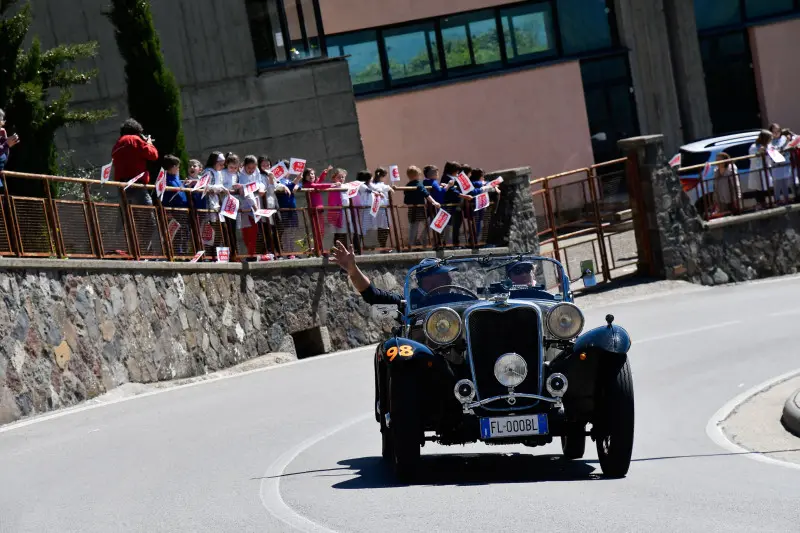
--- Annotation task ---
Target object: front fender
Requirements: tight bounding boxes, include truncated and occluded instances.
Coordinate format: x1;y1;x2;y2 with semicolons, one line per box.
573;324;631;355
381;337;435;364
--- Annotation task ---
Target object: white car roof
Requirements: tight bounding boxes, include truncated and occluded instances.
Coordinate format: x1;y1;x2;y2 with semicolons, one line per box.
681;130;761;152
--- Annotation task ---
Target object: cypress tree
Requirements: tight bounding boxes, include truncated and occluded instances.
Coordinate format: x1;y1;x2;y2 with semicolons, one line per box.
107;0;188;173
0;0;112;190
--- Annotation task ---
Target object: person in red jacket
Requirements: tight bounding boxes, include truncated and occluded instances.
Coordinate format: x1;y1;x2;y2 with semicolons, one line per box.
111;118;159;206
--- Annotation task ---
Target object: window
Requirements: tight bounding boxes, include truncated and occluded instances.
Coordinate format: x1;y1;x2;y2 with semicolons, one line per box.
694;0;742;30
500;3;557;63
558;0;613;55
325;0;620;96
441;10;502;72
244;0;324;68
744;0;794;19
327;31;385;92
384;22;440;84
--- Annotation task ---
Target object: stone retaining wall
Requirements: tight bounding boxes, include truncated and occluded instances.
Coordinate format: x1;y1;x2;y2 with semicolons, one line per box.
0;250;506;424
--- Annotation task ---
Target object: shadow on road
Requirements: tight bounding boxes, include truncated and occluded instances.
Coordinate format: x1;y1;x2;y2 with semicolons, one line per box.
329;453;604;488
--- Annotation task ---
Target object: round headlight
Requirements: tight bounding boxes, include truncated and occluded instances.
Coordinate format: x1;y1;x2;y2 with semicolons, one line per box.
546;303;584;340
424;307;462;345
493;353;528;388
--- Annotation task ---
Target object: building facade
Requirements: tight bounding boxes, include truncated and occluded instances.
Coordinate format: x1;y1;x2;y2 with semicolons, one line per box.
25;0;800;180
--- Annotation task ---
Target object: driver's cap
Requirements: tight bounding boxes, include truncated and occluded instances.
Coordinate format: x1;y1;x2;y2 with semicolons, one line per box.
506;261;534;276
416;258;457;281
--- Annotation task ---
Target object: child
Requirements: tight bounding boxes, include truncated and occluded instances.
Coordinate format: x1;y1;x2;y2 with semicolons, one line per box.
770;123;792;205
748;130;773;210
440;161;465;247
404;165;439;247
326;168;363;251
162;154;188;208
209;153;240;256
299;166;335;255
711;152;741;216
238;155;263;256
0;109;21;187
274;159;300;254
162;154;190;254
369;167;393;249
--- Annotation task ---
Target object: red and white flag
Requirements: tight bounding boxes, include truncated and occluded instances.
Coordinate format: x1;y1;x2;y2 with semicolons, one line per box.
155;168;167;201
193;171;211;191
389;165;401;182
243;181;259;199
669;154;682;168
123;171;146;190
289;158;306;175
474;192;490;212
167;219;181;241
346;181;363;198
256;254;275;262
768;146;786;164
200;221;215;246
221;194;240;220
455;172;475;194
253;208;277;222
216;247;230;263
100;162;112;184
430;209;451;234
487;176;504;188
190;250;205;263
270;162;289;180
788;136;800;149
369;192;381;218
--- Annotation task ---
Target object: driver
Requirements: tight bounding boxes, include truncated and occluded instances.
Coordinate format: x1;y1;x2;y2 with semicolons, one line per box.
330;241;454;307
506;261;535;286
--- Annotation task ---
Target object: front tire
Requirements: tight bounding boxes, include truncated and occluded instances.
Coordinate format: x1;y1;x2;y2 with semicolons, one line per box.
596;358;634;478
561;425;586;459
388;367;421;482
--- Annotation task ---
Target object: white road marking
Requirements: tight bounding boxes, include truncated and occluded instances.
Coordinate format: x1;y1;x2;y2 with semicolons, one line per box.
768;308;800;317
706;368;800;472
0;345;376;435
259;413;371;533
637;321;741;344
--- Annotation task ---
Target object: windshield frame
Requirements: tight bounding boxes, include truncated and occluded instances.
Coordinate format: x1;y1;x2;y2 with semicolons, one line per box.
402;254;571;317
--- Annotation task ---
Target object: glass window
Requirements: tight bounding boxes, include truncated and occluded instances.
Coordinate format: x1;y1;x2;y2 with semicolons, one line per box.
557;0;613;55
245;0;288;65
327;31;385;92
284;0;323;60
384;22;440;84
693;0;742;31
441;10;501;72
744;0;794;19
500;3;557;63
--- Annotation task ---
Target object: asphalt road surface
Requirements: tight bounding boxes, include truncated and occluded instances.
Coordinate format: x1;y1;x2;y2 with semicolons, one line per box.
2;277;800;533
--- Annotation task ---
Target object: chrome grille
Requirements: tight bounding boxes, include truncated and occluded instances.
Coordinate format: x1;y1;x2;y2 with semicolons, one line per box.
466;305;542;409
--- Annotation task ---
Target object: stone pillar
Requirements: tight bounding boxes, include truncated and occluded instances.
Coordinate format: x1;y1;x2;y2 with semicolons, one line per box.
663;0;713;142
485;167;539;254
613;0;712;154
618;135;703;280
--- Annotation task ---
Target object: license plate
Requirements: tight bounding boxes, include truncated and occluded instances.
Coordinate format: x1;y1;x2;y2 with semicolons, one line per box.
479;414;548;439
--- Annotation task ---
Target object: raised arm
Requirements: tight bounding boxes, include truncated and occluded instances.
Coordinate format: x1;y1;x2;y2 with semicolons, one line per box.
330;241;403;306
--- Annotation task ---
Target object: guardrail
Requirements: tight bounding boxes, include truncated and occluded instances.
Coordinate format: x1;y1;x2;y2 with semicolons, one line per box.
0;171;500;261
676;147;800;220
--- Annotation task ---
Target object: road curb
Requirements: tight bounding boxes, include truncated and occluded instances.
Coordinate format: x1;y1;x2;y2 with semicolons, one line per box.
781;388;800;438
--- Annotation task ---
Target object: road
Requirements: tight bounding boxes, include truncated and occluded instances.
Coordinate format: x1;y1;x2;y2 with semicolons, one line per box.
2;277;800;532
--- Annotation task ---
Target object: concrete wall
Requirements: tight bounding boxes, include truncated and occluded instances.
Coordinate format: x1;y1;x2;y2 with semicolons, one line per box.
355;61;594;178
26;0;366;173
750;18;800;133
320;0;512;34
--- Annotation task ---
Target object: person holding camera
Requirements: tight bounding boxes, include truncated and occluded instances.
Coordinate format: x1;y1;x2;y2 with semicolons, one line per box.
111;118;159;206
0;109;21;187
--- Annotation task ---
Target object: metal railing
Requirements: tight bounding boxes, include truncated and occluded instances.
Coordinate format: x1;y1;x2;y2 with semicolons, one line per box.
529;157;634;283
0;171;501;261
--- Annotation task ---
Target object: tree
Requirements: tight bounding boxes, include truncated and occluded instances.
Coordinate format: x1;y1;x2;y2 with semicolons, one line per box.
107;0;188;173
0;0;113;188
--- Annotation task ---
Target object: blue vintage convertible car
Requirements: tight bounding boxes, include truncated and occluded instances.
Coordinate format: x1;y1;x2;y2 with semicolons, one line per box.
374;253;633;481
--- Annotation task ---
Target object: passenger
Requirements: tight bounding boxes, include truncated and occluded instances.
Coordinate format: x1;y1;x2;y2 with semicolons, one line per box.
330;241;456;307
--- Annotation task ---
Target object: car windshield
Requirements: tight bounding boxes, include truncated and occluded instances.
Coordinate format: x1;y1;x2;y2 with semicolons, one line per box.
403;255;569;313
